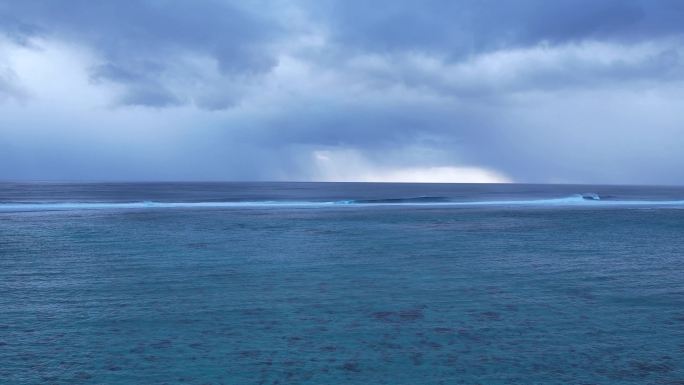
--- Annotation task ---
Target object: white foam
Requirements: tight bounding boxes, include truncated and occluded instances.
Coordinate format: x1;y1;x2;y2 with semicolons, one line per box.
0;201;336;211
2;195;684;212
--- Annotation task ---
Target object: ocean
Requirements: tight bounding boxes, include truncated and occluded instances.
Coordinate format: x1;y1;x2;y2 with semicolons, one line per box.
1;182;683;384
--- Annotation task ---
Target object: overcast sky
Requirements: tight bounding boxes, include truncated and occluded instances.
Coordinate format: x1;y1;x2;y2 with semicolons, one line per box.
1;0;684;183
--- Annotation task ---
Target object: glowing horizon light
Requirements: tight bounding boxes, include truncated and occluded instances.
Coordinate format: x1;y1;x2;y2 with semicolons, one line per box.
311;150;511;183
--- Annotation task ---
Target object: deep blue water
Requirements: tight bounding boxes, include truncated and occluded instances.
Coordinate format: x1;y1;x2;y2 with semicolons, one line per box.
1;182;684;384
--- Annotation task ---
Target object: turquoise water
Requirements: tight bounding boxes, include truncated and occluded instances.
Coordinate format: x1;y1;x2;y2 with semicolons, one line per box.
1;183;684;384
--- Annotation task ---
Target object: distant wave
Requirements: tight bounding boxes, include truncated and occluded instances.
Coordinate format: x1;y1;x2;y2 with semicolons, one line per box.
0;201;324;211
345;196;453;204
2;194;684;211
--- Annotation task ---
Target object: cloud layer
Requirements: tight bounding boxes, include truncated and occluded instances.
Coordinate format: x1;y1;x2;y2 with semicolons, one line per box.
1;0;684;183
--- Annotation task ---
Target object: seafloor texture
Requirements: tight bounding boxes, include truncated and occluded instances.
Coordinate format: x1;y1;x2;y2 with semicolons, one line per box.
1;183;684;384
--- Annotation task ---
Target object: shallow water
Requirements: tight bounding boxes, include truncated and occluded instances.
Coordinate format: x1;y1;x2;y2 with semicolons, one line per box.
1;183;683;384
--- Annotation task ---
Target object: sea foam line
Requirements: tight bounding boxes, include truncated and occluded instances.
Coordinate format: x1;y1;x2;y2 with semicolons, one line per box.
1;195;684;211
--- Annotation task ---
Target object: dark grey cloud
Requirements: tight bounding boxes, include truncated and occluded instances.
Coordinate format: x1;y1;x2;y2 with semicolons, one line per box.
0;0;282;108
3;0;684;107
299;0;684;102
90;63;182;107
313;0;684;56
325;44;684;102
1;0;280;68
235;98;486;153
2;1;684;183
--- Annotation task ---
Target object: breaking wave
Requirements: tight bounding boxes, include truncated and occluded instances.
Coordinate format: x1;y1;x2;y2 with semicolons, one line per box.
2;194;684;212
345;196;453;204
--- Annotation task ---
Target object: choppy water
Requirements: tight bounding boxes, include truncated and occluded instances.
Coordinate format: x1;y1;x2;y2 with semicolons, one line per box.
1;182;684;384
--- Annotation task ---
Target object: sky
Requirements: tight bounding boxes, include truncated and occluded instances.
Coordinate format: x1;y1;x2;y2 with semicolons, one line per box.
1;0;684;184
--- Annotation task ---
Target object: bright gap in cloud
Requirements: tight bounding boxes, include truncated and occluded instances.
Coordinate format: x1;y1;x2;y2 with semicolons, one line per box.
312;150;511;183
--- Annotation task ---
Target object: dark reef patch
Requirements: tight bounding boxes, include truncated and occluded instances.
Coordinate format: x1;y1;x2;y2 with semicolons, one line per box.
628;360;674;375
150;339;172;349
477;311;502;321
341;361;361;372
371;307;425;323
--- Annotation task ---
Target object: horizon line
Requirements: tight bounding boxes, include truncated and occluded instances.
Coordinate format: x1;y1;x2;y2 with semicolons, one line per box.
1;180;684;188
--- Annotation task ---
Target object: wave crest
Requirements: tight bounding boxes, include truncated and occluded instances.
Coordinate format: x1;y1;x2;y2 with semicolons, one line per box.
2;195;684;211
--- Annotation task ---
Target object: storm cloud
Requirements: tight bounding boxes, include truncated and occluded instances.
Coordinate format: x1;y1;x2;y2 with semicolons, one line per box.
1;0;683;183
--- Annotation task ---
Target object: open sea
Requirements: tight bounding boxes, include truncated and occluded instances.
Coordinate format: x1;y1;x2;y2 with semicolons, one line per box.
1;182;684;384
